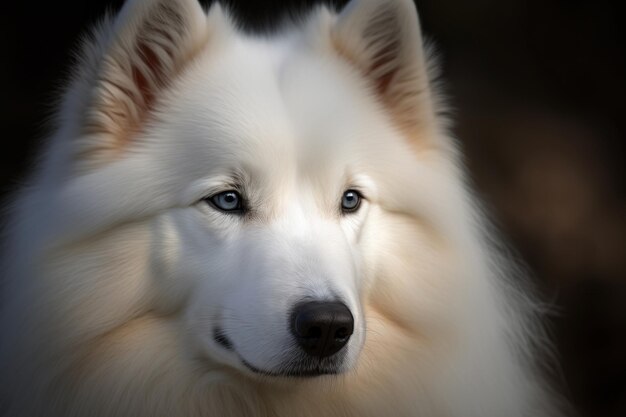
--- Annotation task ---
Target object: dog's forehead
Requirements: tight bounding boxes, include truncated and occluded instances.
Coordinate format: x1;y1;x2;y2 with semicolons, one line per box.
158;42;293;167
159;34;393;177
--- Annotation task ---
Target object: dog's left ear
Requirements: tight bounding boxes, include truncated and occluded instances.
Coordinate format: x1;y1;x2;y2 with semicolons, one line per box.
332;0;435;134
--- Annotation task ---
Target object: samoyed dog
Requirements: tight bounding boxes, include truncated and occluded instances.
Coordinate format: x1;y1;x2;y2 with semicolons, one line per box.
0;0;563;416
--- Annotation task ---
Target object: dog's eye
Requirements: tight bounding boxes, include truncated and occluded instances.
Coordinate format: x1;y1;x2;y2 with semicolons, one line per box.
208;191;244;213
341;190;362;213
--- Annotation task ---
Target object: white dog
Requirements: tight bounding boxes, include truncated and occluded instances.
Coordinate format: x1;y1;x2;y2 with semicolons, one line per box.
0;0;563;416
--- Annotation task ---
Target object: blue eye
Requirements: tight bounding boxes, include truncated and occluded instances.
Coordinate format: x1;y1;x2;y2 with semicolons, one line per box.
209;191;244;213
341;190;362;213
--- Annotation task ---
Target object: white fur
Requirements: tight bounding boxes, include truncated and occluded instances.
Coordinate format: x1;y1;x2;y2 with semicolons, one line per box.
0;0;563;416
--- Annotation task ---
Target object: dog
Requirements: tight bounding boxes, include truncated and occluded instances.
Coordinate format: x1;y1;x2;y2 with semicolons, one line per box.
0;0;564;415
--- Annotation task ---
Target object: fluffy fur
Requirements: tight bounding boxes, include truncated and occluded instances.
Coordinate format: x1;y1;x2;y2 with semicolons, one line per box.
0;0;563;416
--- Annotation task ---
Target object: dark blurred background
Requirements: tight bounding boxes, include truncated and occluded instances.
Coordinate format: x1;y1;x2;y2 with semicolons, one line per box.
1;1;624;415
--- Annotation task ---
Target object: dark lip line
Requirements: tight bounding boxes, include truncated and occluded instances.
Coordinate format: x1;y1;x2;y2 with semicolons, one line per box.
211;329;289;377
213;327;343;378
240;357;340;378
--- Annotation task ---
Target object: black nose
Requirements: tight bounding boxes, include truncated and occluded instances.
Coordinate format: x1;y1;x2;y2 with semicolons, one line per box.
291;301;354;358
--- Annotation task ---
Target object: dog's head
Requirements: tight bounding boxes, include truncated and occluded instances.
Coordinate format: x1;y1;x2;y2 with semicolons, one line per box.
32;0;454;380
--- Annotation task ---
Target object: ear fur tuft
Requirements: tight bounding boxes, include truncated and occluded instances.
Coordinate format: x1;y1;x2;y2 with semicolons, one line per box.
63;0;216;164
332;0;436;135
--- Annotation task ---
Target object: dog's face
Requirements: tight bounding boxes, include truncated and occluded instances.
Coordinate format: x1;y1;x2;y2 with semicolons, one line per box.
39;0;444;380
149;36;400;377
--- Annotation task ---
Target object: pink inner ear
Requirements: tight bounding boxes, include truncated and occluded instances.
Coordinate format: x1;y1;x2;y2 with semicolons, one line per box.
367;38;400;96
132;40;164;118
358;5;403;97
132;11;183;115
129;15;182;130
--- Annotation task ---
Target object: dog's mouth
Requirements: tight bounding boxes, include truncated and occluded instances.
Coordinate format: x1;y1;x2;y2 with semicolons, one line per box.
213;327;345;378
213;327;234;351
240;358;341;378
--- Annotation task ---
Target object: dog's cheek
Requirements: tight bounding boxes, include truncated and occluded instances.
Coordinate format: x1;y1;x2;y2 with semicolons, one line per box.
147;214;188;314
360;209;464;334
148;210;222;315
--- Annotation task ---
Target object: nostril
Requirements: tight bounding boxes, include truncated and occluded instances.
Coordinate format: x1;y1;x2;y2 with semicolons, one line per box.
334;326;349;340
305;326;322;339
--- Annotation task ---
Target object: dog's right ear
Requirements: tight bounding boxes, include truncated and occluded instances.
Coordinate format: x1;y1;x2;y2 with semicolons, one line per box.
60;0;223;168
331;0;438;139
